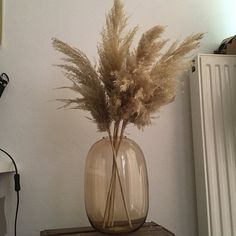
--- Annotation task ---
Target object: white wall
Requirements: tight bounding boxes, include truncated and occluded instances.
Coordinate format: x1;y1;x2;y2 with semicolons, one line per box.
0;0;233;235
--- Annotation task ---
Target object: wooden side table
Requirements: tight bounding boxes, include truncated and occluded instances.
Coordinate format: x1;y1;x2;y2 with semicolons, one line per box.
40;222;175;236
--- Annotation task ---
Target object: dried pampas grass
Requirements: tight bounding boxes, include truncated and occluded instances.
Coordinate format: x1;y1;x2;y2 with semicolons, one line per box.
52;0;202;132
52;0;203;229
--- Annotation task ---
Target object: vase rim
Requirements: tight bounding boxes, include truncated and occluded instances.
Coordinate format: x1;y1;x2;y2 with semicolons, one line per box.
102;136;129;139
90;136;142;149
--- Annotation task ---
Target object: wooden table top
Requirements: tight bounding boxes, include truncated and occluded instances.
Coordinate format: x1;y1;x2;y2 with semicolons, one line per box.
40;222;175;236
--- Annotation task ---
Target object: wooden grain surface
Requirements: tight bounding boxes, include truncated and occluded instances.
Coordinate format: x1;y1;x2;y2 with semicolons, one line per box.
40;222;174;236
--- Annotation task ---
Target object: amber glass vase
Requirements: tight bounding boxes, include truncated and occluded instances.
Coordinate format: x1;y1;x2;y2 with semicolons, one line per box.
84;137;149;234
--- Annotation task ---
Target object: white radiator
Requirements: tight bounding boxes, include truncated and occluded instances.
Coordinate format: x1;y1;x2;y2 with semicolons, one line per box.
190;54;236;236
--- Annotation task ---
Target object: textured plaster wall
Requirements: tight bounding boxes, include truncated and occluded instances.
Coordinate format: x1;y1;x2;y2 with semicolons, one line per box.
0;0;233;235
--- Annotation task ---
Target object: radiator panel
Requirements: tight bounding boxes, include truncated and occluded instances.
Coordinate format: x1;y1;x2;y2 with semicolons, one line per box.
191;54;236;236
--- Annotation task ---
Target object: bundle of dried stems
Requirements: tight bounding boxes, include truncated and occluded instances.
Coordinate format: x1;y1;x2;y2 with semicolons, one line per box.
52;0;203;229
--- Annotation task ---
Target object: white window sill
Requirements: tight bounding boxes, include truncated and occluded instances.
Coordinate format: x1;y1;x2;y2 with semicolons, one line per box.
0;159;14;174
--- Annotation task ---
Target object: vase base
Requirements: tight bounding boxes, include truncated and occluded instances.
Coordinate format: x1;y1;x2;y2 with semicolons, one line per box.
89;217;146;234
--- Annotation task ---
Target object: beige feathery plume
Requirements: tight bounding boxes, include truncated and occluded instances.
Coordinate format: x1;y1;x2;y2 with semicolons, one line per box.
98;0;138;89
52;38;111;131
136;25;168;68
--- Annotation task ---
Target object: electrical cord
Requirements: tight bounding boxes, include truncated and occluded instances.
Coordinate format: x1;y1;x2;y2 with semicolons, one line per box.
0;73;9;98
0;148;20;236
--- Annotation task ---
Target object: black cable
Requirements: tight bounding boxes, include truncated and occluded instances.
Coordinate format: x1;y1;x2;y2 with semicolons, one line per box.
15;191;19;236
0;73;9;98
0;148;20;236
